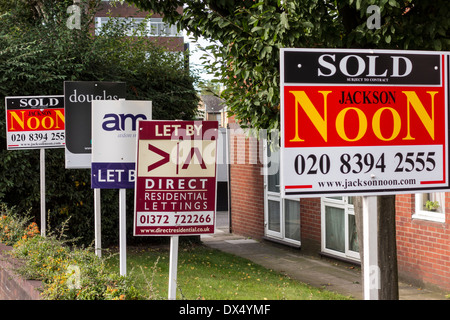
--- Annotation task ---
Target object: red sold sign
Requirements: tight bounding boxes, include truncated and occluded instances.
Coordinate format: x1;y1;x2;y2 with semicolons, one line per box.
133;120;218;236
281;49;450;197
5;95;65;149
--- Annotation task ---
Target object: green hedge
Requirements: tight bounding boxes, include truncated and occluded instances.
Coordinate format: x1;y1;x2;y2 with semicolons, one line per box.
0;0;200;246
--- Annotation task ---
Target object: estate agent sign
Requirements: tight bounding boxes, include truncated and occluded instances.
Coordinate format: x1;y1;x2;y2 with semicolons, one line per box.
281;48;449;197
64;81;126;169
134;120;218;236
91;100;152;189
5;95;64;149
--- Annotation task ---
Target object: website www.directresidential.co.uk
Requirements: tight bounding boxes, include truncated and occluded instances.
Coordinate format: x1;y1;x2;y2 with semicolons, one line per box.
318;177;417;190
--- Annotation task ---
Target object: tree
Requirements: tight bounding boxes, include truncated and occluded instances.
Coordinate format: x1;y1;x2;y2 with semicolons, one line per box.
128;0;449;131
128;0;449;299
0;0;199;245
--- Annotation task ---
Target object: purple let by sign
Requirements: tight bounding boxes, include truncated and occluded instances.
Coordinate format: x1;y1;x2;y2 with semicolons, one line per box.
91;162;135;189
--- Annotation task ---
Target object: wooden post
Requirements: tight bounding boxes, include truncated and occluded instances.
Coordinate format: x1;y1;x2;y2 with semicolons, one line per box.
378;195;399;299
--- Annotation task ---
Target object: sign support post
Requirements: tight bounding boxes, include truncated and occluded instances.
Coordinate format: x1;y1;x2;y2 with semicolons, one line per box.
362;196;379;300
40;148;46;237
94;189;101;257
119;188;127;276
168;235;179;300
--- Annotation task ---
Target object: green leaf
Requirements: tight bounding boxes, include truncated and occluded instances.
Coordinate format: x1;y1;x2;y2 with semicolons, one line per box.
385;34;391;43
280;12;289;29
251;26;264;33
388;0;398;7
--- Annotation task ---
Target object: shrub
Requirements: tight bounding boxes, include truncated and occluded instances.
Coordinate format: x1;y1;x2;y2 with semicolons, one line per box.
1;204;143;300
13;234;143;300
0;1;200;247
0;204;39;246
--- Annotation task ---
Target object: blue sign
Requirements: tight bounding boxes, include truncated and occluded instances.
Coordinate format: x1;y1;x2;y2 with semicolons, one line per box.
91;162;135;189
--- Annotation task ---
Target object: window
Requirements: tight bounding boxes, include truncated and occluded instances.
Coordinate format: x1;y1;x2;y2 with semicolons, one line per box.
321;196;359;262
414;193;445;223
95;17;182;37
263;139;300;246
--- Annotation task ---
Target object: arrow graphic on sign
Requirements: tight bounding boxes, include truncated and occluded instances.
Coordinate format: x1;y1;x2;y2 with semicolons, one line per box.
182;147;207;170
147;143;170;172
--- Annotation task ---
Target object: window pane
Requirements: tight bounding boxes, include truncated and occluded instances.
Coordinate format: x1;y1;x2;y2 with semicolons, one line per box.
285;200;300;241
268;200;280;232
267;147;279;193
348;214;359;252
326;196;343;200
347;196;354;205
325;206;345;253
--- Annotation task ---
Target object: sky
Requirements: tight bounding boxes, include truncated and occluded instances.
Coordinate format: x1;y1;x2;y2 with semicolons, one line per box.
184;32;217;83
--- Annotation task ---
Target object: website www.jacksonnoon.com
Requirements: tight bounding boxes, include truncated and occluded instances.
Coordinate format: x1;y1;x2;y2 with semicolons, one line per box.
318;177;417;190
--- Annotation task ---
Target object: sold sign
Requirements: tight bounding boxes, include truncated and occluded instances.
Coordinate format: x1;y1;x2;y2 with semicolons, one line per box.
5;95;65;150
280;48;450;197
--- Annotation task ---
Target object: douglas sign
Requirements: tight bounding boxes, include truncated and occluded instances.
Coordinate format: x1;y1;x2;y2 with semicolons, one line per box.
280;48;450;197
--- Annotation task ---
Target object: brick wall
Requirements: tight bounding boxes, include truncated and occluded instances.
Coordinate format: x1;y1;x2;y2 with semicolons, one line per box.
396;194;450;291
227;127;450;291
228;124;265;239
0;244;41;300
300;198;322;251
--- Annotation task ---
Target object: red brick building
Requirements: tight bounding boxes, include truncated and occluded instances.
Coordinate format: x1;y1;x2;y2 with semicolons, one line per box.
227;122;450;293
95;0;450;295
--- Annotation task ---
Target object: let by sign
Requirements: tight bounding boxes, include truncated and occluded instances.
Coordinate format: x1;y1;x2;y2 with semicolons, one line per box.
91;100;152;189
134;120;218;236
280;48;450;197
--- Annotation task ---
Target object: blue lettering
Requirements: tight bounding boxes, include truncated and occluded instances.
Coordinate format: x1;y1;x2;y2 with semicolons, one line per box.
102;113;147;131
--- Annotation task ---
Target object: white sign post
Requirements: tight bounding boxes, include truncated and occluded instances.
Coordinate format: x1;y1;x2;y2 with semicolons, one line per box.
362;196;379;299
40;149;46;237
91;100;152;274
94;188;101;257
119;188;127;275
168;236;179;300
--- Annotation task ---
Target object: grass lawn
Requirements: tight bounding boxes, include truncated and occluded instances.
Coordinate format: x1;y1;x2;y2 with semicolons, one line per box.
105;243;351;300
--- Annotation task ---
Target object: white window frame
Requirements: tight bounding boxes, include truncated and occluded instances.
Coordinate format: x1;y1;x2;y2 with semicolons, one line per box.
413;193;445;223
321;196;360;262
263;138;301;247
95;17;182;37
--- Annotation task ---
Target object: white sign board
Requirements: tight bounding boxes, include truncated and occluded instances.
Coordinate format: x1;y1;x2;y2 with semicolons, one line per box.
281;48;450;197
91;100;152;189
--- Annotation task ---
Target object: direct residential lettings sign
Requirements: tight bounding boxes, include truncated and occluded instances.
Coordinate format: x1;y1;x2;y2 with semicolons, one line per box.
134;120;218;236
280;48;450;197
